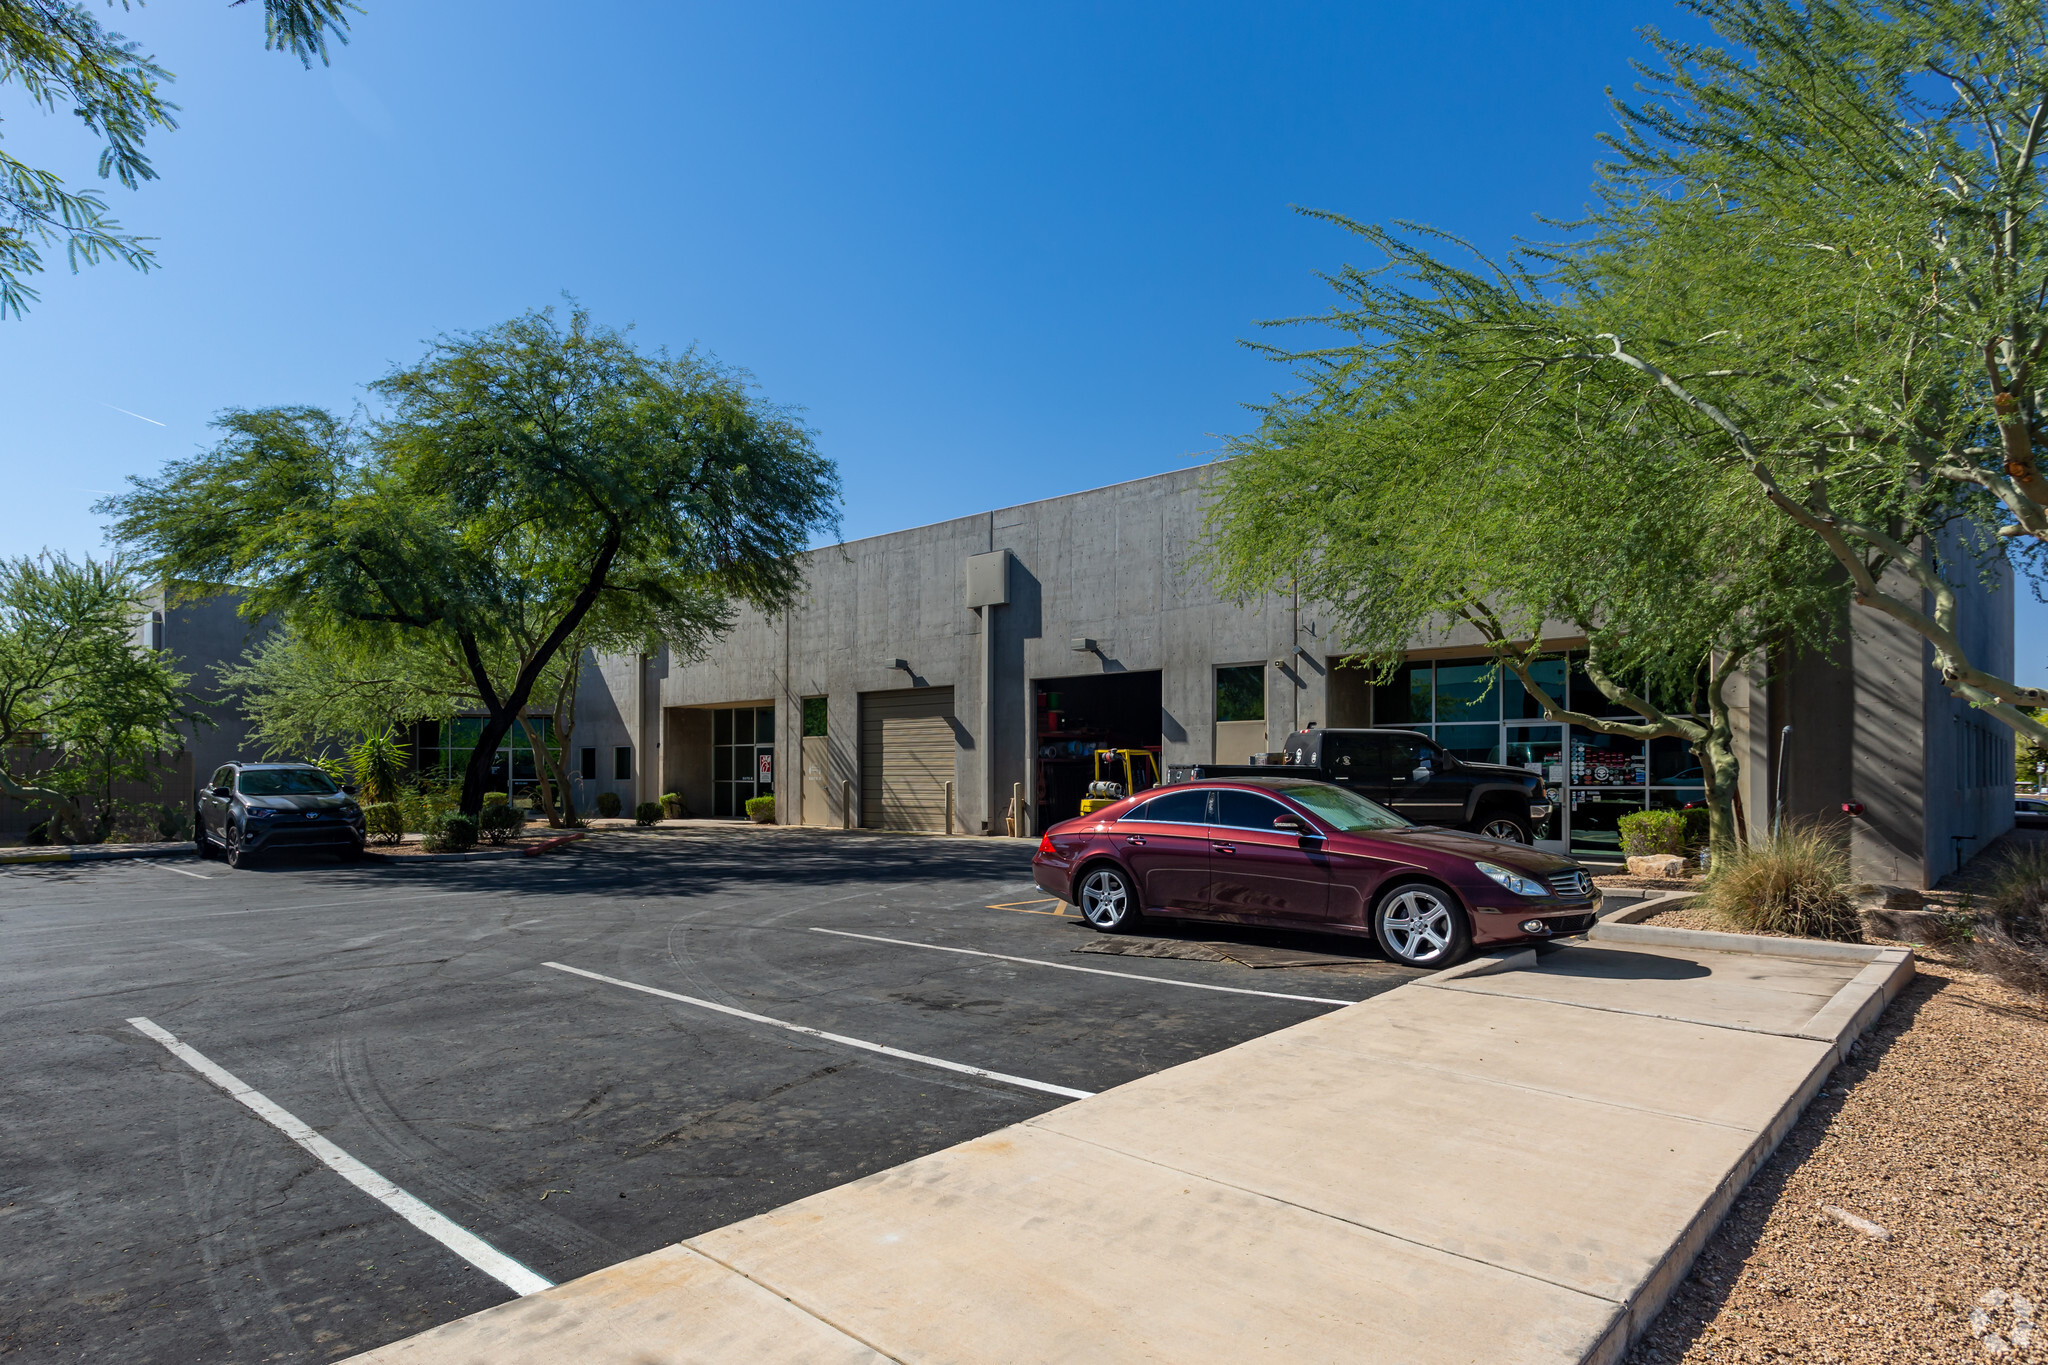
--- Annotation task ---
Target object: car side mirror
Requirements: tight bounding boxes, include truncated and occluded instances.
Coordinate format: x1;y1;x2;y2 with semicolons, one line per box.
341;783;356;796
1272;814;1303;830
212;786;231;798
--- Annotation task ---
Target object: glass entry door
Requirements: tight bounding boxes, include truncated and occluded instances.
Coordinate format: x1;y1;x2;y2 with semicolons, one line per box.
1504;723;1565;848
712;706;776;817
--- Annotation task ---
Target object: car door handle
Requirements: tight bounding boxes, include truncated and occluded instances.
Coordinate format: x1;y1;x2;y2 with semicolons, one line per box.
1125;834;1146;846
1212;843;1234;854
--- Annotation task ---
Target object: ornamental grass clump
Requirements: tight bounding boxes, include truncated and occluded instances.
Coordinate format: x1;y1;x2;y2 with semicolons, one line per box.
1700;824;1859;941
1968;845;2048;997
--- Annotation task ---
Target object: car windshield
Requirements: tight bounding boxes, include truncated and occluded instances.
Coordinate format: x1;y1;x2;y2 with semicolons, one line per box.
238;768;339;796
1273;781;1410;832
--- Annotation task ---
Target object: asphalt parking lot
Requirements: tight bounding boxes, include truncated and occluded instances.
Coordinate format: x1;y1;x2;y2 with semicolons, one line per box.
0;825;1423;1362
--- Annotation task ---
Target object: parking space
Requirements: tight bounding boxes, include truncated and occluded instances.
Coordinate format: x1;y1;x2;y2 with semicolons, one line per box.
0;827;1422;1362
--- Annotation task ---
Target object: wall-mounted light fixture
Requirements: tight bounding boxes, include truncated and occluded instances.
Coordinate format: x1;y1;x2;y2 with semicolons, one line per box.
882;657;908;671
1070;637;1097;653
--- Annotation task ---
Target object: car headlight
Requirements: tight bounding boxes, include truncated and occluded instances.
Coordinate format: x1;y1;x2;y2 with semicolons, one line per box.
245;807;277;819
1529;802;1553;820
1475;860;1547;897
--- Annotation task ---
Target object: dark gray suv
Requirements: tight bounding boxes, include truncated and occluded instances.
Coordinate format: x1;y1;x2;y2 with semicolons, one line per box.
195;762;366;868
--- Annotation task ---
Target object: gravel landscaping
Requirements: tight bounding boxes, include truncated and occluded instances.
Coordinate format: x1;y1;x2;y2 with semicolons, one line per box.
1625;931;2048;1363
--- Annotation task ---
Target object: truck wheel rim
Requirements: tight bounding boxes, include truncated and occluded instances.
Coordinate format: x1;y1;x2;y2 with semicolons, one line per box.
1080;870;1127;924
1481;819;1525;842
1383;890;1453;961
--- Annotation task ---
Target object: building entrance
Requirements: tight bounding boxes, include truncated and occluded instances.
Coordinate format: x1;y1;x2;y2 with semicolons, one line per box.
712;705;775;817
1033;670;1163;832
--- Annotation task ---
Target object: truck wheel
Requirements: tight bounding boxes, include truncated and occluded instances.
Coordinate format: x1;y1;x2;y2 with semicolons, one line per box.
1472;813;1531;843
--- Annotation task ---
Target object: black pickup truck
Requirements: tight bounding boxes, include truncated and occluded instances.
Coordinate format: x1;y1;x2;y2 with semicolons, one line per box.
1169;727;1553;844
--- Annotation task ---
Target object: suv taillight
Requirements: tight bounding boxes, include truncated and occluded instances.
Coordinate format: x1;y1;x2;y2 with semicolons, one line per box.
1037;834;1056;856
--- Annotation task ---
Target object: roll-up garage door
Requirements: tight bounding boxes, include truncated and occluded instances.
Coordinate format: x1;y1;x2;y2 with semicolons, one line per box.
860;687;957;832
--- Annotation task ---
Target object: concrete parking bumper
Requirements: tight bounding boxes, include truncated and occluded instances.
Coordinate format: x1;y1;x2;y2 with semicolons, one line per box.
352;926;1911;1365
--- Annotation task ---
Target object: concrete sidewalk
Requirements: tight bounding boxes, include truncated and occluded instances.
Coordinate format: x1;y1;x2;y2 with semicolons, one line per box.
352;928;1911;1365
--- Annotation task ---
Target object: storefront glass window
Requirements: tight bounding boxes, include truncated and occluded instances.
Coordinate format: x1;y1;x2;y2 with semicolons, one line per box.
1370;662;1432;725
1434;723;1502;764
1503;659;1568;719
1433;663;1500;722
712;705;775;817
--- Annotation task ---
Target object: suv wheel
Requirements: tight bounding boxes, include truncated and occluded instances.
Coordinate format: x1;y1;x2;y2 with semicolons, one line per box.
1473;813;1531;844
224;824;250;870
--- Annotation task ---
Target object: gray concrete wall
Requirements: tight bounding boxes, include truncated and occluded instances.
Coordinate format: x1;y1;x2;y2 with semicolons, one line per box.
144;587;278;795
580;465;2014;882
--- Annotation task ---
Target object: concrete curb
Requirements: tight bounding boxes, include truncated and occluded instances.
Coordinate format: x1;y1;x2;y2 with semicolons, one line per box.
1555;922;1917;1363
0;841;197;866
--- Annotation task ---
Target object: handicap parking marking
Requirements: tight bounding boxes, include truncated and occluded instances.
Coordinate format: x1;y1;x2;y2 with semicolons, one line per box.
543;961;1095;1100
809;927;1361;1006
128;1016;552;1298
987;896;1067;915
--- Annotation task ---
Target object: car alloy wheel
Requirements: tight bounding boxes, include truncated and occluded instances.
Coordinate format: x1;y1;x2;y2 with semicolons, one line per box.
1374;884;1468;968
1479;816;1530;843
224;825;246;869
1078;865;1139;932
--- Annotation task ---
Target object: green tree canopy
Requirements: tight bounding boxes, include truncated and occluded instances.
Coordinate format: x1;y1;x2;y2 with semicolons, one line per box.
1;0;356;317
1212;0;2048;782
105;305;841;814
0;553;199;840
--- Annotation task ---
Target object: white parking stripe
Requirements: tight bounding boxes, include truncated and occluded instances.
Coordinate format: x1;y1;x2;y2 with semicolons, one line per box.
138;860;211;879
542;961;1094;1101
127;1017;551;1297
809;927;1360;1006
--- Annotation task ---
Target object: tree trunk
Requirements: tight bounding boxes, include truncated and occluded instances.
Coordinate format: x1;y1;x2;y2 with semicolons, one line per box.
458;708;521;815
1700;667;1743;860
517;711;559;827
549;652;582;827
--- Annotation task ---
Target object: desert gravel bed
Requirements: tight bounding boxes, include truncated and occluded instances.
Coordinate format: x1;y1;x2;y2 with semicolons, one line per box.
1625;938;2048;1363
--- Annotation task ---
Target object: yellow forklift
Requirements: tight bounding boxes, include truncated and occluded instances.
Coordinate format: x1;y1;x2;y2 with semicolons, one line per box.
1078;748;1161;815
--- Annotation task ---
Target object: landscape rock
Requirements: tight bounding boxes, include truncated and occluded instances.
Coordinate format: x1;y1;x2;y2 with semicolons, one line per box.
1848;882;1925;912
1626;854;1688;879
1858;906;1953;945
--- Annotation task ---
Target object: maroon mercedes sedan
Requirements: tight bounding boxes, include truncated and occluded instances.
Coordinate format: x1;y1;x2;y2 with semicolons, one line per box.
1030;776;1598;969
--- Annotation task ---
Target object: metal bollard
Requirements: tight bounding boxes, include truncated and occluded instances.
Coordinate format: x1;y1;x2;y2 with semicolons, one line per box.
1012;782;1024;837
842;778;853;830
944;781;954;835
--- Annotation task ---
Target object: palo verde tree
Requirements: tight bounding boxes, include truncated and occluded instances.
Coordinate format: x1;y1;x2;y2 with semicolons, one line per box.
105;305;840;816
0;553;200;841
1208;337;1842;855
1;0;356;318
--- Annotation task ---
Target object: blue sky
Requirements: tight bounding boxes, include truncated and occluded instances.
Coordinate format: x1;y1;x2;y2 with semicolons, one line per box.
3;1;2042;683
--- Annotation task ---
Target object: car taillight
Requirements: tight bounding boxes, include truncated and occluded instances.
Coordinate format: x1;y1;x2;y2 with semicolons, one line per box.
1037;834;1056;856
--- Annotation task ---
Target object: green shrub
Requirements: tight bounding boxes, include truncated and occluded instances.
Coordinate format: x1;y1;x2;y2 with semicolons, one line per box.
633;800;662;826
397;785;458;835
361;802;403;846
423;814;478;853
478;802;522;845
1617;809;1687;857
745;794;776;823
595;791;623;819
1679;806;1711;851
483;790;509;808
660;791;685;819
1699;824;1858;940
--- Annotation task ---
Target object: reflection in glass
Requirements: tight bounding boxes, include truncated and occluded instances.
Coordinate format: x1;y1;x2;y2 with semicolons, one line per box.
1435;723;1502;764
1506;723;1565;841
1570;789;1645;852
1370;662;1432;725
1649;787;1707;811
1649;735;1702;784
1503;659;1568;719
1434;664;1500;722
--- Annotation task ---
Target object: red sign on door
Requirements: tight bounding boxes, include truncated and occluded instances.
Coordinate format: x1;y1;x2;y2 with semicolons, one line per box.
758;752;773;784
